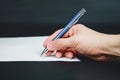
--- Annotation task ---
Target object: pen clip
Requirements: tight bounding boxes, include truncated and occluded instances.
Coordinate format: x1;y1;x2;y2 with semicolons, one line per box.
72;16;80;25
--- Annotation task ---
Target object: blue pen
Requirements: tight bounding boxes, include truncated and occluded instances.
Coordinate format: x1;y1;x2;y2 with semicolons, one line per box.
41;8;86;56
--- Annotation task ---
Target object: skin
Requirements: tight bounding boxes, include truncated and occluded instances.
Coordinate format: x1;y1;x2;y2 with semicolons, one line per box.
43;24;120;61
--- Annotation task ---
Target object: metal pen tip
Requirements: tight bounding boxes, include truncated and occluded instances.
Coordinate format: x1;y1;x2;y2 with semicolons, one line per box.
40;48;49;56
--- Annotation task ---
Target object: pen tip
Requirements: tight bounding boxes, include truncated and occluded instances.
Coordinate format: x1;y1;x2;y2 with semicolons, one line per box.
40;48;49;56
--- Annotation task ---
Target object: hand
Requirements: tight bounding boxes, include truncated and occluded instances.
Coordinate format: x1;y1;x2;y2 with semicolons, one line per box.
43;24;120;61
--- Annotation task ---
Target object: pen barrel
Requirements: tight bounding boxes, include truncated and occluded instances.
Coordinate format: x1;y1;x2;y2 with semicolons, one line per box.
53;8;86;41
53;26;70;40
53;12;80;40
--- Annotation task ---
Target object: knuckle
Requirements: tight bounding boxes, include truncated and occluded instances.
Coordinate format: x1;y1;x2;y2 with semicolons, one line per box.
75;24;85;27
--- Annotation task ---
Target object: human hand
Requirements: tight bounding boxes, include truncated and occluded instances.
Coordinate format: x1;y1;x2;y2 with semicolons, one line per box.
43;24;120;61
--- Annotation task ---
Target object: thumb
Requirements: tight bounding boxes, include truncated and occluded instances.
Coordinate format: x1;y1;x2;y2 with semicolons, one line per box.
47;38;75;50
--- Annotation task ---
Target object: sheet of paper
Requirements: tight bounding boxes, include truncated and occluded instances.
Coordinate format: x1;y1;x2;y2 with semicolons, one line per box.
0;36;80;62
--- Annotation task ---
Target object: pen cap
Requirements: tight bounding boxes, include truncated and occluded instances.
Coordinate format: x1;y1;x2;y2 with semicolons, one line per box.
73;8;86;25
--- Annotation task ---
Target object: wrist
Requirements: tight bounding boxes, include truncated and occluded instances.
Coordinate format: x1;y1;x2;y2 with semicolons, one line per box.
103;34;120;57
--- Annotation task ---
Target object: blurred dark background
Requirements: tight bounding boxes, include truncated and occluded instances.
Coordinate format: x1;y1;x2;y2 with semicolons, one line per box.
0;0;120;37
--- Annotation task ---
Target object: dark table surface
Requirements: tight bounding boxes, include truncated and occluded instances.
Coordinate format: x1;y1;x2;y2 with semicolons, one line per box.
0;59;120;80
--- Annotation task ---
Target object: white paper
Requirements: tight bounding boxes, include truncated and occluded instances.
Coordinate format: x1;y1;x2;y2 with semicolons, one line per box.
0;36;80;62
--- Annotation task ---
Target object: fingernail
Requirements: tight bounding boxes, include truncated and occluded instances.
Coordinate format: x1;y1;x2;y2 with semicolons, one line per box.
67;53;73;59
46;52;51;56
47;42;55;50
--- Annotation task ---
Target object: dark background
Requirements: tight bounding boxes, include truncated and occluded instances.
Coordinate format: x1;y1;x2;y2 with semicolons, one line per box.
0;0;120;37
0;0;120;80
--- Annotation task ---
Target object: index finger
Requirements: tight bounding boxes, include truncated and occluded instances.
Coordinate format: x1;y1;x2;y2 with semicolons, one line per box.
43;29;62;47
43;28;70;47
